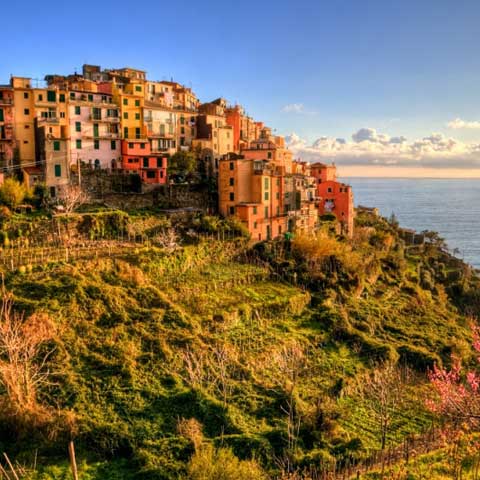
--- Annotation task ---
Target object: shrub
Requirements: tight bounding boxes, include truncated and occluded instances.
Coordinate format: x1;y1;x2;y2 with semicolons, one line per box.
0;178;27;208
187;444;267;480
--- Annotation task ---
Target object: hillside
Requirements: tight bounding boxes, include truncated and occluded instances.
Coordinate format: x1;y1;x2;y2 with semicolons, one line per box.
0;210;478;479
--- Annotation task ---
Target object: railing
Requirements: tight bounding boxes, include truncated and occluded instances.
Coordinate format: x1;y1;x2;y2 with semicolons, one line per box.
37;116;59;124
0;98;13;105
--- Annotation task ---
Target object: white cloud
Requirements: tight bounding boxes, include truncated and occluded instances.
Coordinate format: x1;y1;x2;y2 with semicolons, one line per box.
447;118;480;130
285;128;480;170
281;103;317;115
282;103;305;113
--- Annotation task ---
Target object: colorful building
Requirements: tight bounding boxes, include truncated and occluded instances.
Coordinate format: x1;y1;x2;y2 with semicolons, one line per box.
68;90;121;171
0;85;16;170
310;162;354;236
120;140;167;184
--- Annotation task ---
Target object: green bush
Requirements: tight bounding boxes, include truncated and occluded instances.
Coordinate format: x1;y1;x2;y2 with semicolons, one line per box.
0;178;28;208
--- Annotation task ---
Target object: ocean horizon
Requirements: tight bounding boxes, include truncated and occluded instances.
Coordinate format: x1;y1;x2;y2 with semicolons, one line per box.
341;177;480;269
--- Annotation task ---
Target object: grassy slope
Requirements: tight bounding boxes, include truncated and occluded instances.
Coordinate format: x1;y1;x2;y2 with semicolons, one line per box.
0;215;477;479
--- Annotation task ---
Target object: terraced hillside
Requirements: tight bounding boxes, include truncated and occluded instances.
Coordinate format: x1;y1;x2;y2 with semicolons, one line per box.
0;211;478;479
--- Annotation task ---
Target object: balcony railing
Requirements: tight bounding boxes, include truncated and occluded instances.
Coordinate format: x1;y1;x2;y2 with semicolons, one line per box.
89;115;120;123
0;98;13;105
38;116;59;124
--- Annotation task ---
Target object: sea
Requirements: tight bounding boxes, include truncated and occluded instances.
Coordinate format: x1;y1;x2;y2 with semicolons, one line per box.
341;178;480;269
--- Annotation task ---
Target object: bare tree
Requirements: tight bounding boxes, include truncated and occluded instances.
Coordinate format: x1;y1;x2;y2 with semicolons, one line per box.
154;228;180;252
0;289;56;425
58;184;89;215
355;361;409;451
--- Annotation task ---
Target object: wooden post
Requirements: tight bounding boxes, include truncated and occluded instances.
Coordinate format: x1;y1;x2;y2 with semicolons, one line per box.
68;441;79;480
2;454;18;480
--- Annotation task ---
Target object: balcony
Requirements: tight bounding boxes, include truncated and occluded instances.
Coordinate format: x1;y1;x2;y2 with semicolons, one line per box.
37;116;59;124
0;98;13;106
85;132;120;139
147;130;174;139
89;115;120;123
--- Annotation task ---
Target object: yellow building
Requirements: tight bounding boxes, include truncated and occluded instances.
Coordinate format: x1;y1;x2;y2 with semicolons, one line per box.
11;77;35;165
113;80;145;141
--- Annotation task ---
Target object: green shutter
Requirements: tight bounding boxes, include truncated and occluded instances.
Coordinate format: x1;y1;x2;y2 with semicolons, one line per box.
75;122;81;132
94;140;99;150
59;94;65;102
75;106;81;115
54;164;61;177
53;141;60;151
111;140;116;150
76;139;82;149
93;124;99;137
0;109;3;122
47;90;56;102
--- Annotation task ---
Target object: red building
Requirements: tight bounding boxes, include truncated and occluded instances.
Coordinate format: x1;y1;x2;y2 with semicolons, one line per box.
310;162;354;236
121;140;167;184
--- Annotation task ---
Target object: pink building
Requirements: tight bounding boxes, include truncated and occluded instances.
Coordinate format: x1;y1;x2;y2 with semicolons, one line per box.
0;86;16;169
68;90;121;171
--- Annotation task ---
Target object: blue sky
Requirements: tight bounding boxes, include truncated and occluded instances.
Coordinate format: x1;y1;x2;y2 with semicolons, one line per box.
3;0;480;175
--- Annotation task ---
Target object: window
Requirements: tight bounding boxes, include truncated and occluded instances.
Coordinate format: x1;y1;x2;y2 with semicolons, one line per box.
60;112;65;118
76;139;82;149
327;187;332;193
53;141;60;151
254;221;257;229
135;128;140;139
181;127;185;135
47;90;56;102
59;94;65;102
276;178;280;186
23;140;28;144
124;127;128;139
0;109;3;122
94;159;100;169
94;140;99;150
253;206;257;215
135;85;142;92
264;206;268;218
135;100;140;107
229;192;234;201
75;106;81;115
229;206;235;215
54;164;61;177
123;112;128;119
180;116;185;125
135;113;140;120
70;92;75;100
111;140;116;150
229;162;234;170
129;143;134;148
267;151;272;159
24;108;29;115
157;158;163;168
88;94;93;102
38;94;43;101
24;92;29;99
146;170;155;179
93;124;99;137
264;192;269;201
264;178;269;189
75;122;81;132
123;99;128;106
143;158;149;168
229;178;234;186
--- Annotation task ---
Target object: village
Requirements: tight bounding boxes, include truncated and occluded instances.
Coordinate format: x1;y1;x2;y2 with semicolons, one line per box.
0;65;354;239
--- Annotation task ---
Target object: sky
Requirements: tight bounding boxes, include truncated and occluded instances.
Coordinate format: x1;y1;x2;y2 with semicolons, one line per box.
3;0;480;177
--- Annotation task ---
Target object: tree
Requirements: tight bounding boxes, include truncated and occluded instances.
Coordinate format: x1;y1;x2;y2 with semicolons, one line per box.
355;361;409;450
0;178;27;208
59;184;89;214
427;325;480;426
0;289;57;428
168;150;197;183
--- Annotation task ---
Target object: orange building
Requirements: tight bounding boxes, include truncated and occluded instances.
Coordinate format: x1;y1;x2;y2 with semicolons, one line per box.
310;162;354;236
0;85;16;170
121;140;167;184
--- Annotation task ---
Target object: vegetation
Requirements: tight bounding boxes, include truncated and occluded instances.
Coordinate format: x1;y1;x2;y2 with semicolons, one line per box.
167;151;197;183
0;209;477;478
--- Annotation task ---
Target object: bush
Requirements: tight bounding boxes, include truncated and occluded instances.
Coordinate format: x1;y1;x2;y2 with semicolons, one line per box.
0;178;28;208
187;444;267;480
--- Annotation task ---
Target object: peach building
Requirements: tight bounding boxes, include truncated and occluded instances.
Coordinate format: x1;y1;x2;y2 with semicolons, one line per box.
310;162;354;236
0;85;16;170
